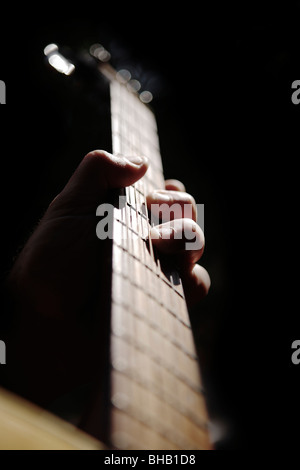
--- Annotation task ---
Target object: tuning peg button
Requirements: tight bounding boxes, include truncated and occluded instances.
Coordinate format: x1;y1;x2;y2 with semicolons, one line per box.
44;43;75;76
116;69;131;83
139;90;153;103
127;79;141;93
89;43;111;62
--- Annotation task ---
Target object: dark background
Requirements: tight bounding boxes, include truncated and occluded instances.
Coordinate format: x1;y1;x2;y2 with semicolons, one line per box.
0;3;299;449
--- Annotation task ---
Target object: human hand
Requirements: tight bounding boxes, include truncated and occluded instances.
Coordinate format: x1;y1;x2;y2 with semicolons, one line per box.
147;180;210;307
5;150;210;405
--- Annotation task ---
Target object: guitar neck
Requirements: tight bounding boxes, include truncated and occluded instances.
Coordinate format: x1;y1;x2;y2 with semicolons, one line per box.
84;63;212;450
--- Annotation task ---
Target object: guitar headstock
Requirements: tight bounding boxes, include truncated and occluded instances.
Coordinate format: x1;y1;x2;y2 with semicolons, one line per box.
44;41;154;104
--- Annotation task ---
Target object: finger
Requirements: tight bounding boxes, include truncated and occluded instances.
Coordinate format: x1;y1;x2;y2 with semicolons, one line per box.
164;179;186;192
150;218;205;265
60;150;148;199
146;190;197;222
181;264;211;307
48;150;148;215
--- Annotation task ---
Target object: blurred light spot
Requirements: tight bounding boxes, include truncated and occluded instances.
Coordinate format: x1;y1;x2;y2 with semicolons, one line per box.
139;90;153;103
89;43;111;62
127;79;141;93
116;69;131;83
48;53;75;75
44;43;75;76
208;419;228;445
43;43;58;56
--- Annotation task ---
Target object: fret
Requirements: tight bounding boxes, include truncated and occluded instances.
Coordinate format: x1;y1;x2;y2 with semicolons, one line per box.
110;307;204;398
111;369;210;450
111;82;164;187
110;334;208;428
112;256;195;360
110;348;210;450
113;243;194;335
111;408;180;450
106;76;212;450
110;305;208;425
112;261;189;344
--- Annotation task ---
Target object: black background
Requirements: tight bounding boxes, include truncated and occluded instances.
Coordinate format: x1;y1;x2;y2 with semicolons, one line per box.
0;3;299;450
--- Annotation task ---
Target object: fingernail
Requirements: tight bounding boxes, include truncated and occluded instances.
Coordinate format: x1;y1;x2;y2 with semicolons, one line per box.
153;190;171;202
123;155;148;167
150;226;173;239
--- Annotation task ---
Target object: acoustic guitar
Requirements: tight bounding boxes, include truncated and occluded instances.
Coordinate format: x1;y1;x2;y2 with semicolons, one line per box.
0;42;212;450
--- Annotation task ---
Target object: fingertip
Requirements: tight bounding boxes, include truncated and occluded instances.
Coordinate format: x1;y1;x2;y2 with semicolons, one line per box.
123;155;149;168
149;219;205;265
147;190;197;222
83;150;149;187
192;264;211;293
46;150;149;217
165;179;186;192
183;264;211;306
85;150;148;171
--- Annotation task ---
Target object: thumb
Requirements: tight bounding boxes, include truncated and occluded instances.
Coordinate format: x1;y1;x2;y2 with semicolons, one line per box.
47;150;148;216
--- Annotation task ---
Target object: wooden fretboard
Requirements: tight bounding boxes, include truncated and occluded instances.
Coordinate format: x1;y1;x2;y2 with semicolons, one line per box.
80;60;212;449
107;75;212;450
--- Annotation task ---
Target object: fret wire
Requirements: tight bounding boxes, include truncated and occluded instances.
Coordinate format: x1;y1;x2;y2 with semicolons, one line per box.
111;408;179;450
129;100;158;276
123;88;136;403
110;270;209;446
110;336;207;435
111;375;203;450
113;233;190;325
110;332;209;435
131;91;160;411
111;274;205;428
115;252;187;330
128;89;173;432
111;289;201;392
116;81;134;412
109;80;211;450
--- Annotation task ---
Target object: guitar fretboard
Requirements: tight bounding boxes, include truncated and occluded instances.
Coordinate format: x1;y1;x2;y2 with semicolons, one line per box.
108;78;212;450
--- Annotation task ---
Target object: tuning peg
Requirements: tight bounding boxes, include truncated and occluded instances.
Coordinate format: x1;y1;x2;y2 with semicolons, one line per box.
89;43;111;62
116;69;131;84
116;69;153;103
44;43;75;76
116;69;143;95
127;79;141;93
139;90;153;103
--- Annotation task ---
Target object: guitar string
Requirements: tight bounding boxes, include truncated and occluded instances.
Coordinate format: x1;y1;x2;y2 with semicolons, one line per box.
113;81;172;445
125;86;161;436
116;81;180;440
119;84;182;444
109;80;210;449
130;87;170;436
122;81;141;446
